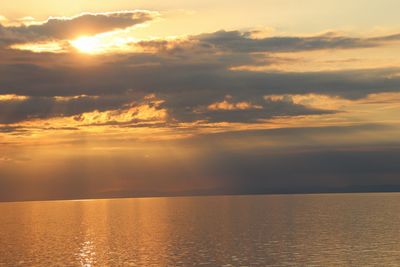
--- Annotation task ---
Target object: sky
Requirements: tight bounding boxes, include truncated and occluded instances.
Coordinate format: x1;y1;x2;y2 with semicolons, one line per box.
0;1;400;201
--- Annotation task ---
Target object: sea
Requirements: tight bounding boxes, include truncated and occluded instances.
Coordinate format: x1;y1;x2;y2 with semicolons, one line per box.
1;193;400;266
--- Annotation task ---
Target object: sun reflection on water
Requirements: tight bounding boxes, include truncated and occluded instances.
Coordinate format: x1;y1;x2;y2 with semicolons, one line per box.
77;240;96;267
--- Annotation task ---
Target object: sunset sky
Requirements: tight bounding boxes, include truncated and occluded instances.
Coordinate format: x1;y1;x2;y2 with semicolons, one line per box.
1;0;400;201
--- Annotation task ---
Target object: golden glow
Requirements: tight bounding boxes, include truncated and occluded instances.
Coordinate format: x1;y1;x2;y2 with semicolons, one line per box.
2;92;398;148
10;42;65;53
70;36;104;54
264;94;352;110
69;33;139;54
54;95;99;102
208;100;262;111
0;94;29;101
74;103;168;125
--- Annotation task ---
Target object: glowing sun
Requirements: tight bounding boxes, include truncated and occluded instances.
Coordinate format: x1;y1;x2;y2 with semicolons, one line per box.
70;36;103;53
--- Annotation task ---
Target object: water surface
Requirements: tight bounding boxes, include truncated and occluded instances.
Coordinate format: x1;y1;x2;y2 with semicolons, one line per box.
1;193;400;266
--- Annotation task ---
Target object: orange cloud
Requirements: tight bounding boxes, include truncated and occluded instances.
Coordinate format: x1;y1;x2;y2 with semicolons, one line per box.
207;100;262;111
0;94;29;101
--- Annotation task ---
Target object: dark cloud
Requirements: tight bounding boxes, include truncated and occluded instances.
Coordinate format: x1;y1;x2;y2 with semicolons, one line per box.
0;91;334;124
370;33;400;42
138;30;400;53
0;93;147;124
0;25;400;126
0;125;26;133
165;96;334;123
0;10;156;45
194;30;376;52
1;56;399;99
0;44;399;124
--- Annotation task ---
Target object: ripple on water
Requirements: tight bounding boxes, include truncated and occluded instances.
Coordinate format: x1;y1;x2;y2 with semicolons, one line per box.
1;194;400;266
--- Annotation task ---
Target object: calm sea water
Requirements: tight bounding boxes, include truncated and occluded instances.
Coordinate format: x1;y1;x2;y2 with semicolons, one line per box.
1;193;400;266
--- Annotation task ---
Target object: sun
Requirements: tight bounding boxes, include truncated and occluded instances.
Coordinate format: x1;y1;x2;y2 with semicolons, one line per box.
70;36;103;54
70;34;138;54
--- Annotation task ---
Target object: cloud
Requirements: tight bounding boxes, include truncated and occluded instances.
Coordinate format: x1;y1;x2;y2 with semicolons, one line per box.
198;30;400;52
0;18;400;128
1;55;398;99
0;125;26;133
0;91;332;125
0;93;137;124
207;98;262;111
165;94;334;123
72;95;167;126
0;45;399;125
137;30;400;54
0;10;157;45
0;44;400;99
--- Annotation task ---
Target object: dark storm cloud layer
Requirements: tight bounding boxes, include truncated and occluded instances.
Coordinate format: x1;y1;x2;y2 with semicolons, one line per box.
0;50;400;123
1;53;399;99
0;10;155;45
1;23;400;124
